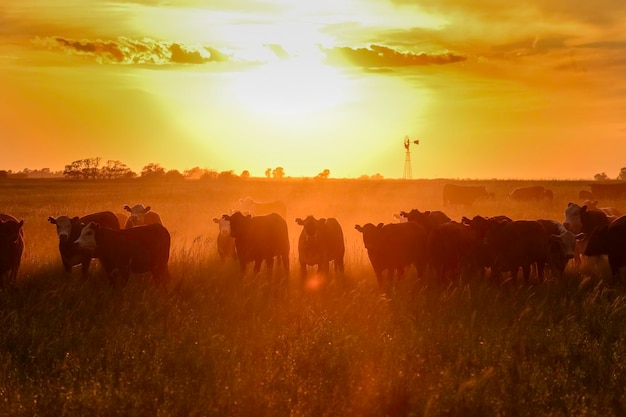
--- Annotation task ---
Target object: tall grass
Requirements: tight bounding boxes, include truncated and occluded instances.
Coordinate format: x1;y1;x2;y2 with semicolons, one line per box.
1;178;625;416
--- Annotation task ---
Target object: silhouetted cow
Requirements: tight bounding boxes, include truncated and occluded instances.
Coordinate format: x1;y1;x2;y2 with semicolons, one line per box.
48;211;120;278
563;202;610;262
536;219;584;276
585;216;626;278
295;216;345;279
581;200;623;220
442;184;489;206
427;221;482;282
485;220;549;283
355;221;427;285
509;185;553;201
74;222;171;285
239;197;287;219
399;209;451;235
222;211;290;275
123;204;163;228
0;213;24;288
212;217;236;262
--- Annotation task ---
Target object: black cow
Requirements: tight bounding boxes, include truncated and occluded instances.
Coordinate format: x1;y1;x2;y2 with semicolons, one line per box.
484;220;549;283
222;212;290;275
295;216;345;279
48;211;120;278
442;184;489;206
427;221;483;282
584;216;626;278
74;222;171;285
0;213;24;288
355;221;427;285
399;209;451;235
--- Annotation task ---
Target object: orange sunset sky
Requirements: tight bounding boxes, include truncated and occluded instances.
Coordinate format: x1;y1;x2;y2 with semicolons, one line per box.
1;0;625;179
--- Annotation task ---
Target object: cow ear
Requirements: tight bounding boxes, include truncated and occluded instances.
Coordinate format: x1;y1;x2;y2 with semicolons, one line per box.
124;205;131;212
245;214;252;219
576;232;586;240
568;202;573;207
461;216;470;225
222;214;231;221
319;218;327;224
48;216;57;224
355;225;363;232
72;216;80;222
424;211;431;215
295;218;304;225
145;206;152;213
399;211;407;216
213;218;219;223
377;223;384;228
581;205;588;212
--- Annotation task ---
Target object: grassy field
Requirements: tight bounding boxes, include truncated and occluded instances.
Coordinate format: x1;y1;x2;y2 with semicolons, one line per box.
1;177;626;416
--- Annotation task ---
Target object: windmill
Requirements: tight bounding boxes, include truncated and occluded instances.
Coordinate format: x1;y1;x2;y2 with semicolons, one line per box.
402;136;420;179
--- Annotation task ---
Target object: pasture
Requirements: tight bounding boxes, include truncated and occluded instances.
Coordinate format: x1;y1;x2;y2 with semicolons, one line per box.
1;177;626;416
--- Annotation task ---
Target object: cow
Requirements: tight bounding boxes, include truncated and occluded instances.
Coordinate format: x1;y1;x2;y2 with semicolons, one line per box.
354;221;427;285
212;217;237;262
563;202;610;263
581;200;623;220
461;215;512;240
123;204;163;228
584;216;626;279
427;221;483;282
115;212;129;229
399;209;451;235
239;197;287;219
484;220;549;283
536;219;584;276
442;184;489;206
509;185;553;201
295;216;345;279
579;190;593;200
48;211;120;278
74;222;171;285
0;213;24;288
589;182;626;199
222;211;290;275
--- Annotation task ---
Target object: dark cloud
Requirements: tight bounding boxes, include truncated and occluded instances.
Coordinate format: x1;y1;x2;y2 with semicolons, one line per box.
34;36;231;65
322;44;466;69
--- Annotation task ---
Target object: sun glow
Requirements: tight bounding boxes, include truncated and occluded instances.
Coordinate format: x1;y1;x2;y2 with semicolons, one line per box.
231;57;351;117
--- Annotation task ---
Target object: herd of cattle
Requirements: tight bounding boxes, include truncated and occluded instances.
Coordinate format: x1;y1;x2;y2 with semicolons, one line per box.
2;186;626;288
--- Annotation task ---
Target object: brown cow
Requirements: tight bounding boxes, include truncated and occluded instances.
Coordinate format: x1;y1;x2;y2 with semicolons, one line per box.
295;216;345;279
442;184;489;206
212;217;237;262
74;222;171;285
239;197;287;219
509;185;553;201
123;204;163;228
48;211;120;278
0;213;24;288
222;211;289;275
355;221;427;285
427;221;483;282
585;216;626;279
399;209;451;234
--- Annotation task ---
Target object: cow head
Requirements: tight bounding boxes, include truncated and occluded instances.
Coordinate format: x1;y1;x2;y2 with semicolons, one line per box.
551;230;585;260
0;218;23;245
222;211;251;238
48;215;80;241
296;216;326;242
355;223;384;250
124;204;151;227
564;202;585;234
74;222;99;251
213;217;231;237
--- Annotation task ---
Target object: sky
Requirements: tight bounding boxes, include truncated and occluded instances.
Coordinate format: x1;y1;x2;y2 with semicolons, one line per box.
1;0;625;179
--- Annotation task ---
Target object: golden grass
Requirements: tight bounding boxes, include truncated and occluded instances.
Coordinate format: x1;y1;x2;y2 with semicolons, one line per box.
1;178;625;416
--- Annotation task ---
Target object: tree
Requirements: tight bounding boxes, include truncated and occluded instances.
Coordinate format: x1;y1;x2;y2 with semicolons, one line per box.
141;163;166;178
265;168;272;179
101;160;135;179
618;168;626;181
315;169;330;179
240;170;250;179
594;172;609;181
218;170;237;180
272;167;285;179
165;169;184;180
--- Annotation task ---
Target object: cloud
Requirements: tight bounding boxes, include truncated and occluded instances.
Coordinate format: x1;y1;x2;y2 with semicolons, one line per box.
33;36;231;65
322;44;466;69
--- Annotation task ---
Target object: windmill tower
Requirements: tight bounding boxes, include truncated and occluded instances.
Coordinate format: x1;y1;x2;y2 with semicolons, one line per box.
402;136;419;179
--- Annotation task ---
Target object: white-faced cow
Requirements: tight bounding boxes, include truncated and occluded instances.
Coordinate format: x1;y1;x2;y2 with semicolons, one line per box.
355;221;427;285
222;211;290;275
123;204;163;228
48;211;120;278
509;185;553;202
295;216;345;279
239;197;287;219
442;184;489;206
212;217;237;262
584;215;626;279
0;213;24;288
74;222;171;285
563;202;610;262
536;219;584;276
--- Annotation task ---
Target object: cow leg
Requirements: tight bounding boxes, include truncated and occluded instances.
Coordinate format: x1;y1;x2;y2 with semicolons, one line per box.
300;261;308;280
252;259;262;274
536;261;545;283
318;261;330;276
335;258;344;274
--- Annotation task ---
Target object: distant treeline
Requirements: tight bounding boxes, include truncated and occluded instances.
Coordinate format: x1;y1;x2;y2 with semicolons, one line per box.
0;157;342;180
